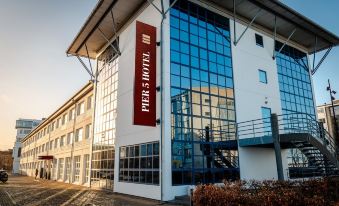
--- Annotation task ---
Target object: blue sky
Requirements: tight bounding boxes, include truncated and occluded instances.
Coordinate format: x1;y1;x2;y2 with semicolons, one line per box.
0;0;338;150
281;0;339;105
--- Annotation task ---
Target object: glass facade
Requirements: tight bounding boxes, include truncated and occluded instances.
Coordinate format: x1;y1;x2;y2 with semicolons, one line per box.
119;142;160;185
170;0;238;185
275;41;316;168
275;41;315;117
91;46;118;190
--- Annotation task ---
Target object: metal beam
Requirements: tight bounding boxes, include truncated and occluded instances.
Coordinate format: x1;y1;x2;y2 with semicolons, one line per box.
164;0;179;15
76;56;95;79
274;28;296;59
215;27;231;43
147;0;164;16
312;35;317;71
97;28;121;56
75;0;118;53
110;10;120;52
272;16;277;59
234;9;262;46
311;46;333;75
84;43;94;76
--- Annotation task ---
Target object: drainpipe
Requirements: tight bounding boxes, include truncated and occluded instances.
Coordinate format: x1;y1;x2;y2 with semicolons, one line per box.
159;0;167;201
89;71;98;188
70;99;78;183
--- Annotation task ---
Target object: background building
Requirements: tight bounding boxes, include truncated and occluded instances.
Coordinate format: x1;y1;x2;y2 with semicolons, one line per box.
0;149;13;171
12;119;41;174
20;82;93;184
317;99;339;140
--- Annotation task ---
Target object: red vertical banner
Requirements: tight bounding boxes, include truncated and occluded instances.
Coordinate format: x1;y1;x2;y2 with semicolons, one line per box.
134;21;157;126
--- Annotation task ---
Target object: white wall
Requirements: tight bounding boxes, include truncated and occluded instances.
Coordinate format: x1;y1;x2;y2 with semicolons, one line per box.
113;0;167;200
230;19;288;180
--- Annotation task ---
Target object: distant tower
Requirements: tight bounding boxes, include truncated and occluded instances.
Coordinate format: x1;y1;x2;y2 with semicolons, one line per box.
12;119;42;174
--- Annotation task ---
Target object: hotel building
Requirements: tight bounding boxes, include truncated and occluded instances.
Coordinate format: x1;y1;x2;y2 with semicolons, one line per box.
21;0;339;201
20;83;93;184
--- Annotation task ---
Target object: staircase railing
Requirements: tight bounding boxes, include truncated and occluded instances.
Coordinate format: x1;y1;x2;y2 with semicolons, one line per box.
277;113;337;156
237;112;337;160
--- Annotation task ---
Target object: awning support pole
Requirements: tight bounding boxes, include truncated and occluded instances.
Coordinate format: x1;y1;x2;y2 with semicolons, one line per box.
85;43;94;76
147;0;165;18
311;46;333;75
98;28;121;56
110;10;120;54
234;8;262;46
272;16;277;59
312;35;317;71
274;28;296;59
164;0;179;15
76;56;95;79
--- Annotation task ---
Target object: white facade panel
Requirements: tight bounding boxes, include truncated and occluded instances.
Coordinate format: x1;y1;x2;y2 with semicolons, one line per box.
230;19;287;180
111;0;170;200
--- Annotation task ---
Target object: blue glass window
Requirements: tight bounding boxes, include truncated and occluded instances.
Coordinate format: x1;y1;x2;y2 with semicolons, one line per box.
261;107;271;135
259;69;267;84
170;0;237;185
275;41;315;118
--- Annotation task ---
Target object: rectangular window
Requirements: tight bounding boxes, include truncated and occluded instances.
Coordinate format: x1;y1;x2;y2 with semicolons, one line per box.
259;69;267;84
87;95;93;110
75;128;83;142
69;109;75;121
119;141;159;185
52;159;58;180
62;113;68;125
65;157;71;181
261;107;271;135
60;135;65;147
54;138;59;149
255;33;263;47
85;124;92;139
58;158;64;180
77;102;85;116
50;140;54;150
84;154;90;183
73;156;81;183
56;118;61;128
67;132;73;145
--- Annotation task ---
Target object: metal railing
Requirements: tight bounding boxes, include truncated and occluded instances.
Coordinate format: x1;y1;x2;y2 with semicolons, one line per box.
237;112;337;160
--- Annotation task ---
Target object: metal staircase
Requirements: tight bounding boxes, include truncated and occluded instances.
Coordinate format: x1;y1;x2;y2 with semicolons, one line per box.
237;113;339;178
200;127;239;170
213;149;238;168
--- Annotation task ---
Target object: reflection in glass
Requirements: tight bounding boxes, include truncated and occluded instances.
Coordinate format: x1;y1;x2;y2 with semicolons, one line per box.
170;0;238;185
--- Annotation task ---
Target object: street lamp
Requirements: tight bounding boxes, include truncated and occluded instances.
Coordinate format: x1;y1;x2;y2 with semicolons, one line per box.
327;79;338;147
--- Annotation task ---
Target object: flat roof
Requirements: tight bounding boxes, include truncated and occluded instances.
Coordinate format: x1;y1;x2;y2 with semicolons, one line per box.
67;0;339;58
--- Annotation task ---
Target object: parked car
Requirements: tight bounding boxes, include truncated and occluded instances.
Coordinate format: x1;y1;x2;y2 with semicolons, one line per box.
0;169;8;183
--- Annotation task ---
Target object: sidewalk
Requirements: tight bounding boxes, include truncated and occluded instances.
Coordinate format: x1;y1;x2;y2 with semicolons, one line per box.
0;174;181;206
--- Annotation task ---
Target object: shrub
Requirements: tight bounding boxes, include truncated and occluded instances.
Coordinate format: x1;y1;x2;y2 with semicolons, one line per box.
192;177;339;206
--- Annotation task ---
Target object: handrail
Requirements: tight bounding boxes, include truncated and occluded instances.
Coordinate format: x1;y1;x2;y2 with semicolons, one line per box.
237;112;337;160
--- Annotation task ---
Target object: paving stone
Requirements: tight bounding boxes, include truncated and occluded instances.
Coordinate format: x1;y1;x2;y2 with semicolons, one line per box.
0;175;182;206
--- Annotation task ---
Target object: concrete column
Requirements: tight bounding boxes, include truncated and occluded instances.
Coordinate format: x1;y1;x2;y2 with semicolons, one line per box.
271;113;284;180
